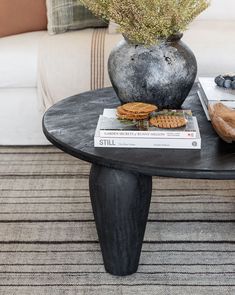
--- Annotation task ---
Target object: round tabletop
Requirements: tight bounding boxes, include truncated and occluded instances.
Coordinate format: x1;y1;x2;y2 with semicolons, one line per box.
43;86;235;179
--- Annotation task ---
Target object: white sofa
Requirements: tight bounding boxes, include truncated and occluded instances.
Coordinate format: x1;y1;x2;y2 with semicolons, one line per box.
1;0;235;145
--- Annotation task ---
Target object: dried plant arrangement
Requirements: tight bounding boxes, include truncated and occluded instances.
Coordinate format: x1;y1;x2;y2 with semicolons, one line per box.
80;0;210;45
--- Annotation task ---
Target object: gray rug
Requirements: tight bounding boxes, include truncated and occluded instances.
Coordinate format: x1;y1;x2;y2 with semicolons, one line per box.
0;146;234;295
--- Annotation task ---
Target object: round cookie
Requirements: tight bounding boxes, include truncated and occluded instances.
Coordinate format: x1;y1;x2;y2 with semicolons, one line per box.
122;102;157;114
117;106;150;117
117;106;149;120
150;115;187;129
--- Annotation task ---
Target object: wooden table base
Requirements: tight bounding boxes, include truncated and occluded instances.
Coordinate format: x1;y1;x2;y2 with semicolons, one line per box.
89;164;152;276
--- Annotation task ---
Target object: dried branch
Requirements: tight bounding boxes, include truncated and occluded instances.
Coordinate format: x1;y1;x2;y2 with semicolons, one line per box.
80;0;210;45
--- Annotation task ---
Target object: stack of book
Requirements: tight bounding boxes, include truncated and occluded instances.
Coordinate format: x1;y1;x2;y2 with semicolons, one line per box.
94;109;201;149
198;77;235;120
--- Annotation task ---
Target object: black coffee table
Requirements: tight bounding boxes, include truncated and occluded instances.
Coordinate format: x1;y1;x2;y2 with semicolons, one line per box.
43;86;235;276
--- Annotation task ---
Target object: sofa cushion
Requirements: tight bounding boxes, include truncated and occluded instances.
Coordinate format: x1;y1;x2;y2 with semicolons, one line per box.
0;88;49;145
0;31;47;88
37;29;122;110
0;0;47;38
46;0;108;35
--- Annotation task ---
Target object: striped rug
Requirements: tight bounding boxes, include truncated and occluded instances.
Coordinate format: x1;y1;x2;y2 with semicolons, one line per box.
0;146;234;295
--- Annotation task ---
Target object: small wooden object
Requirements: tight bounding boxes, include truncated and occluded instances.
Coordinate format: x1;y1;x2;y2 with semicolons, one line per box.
208;103;235;143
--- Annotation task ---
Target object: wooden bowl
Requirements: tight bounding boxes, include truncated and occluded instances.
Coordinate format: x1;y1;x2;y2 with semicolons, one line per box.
208;103;235;143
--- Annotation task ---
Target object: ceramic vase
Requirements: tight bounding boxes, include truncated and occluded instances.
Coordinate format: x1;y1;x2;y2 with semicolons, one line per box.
108;34;197;108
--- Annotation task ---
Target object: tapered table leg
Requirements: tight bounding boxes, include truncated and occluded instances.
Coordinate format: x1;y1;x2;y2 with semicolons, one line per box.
89;164;152;276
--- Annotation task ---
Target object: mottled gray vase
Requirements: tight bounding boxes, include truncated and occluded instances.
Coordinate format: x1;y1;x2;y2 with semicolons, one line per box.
108;34;197;108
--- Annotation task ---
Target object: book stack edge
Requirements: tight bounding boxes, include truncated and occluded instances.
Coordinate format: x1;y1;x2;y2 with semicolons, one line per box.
94;109;201;149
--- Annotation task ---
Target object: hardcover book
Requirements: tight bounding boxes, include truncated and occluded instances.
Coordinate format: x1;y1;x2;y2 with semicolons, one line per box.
198;77;235;109
99;109;197;139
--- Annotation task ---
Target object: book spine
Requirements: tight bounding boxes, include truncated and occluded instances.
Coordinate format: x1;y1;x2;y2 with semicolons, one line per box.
99;130;197;139
197;90;211;121
94;136;201;149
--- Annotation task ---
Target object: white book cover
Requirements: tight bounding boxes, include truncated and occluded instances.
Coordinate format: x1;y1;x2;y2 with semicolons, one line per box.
100;109;197;139
199;77;235;102
94;116;201;149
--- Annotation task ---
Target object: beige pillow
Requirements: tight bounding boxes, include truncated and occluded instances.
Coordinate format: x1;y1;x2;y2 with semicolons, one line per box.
0;0;47;38
46;0;108;35
108;22;120;34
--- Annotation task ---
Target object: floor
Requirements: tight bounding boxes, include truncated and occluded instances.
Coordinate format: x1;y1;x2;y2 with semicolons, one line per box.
0;146;234;295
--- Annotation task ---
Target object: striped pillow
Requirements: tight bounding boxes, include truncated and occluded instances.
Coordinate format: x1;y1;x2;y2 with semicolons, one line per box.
46;0;108;34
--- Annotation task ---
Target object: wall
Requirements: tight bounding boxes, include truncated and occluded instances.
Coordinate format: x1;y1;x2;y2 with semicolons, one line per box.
197;0;235;20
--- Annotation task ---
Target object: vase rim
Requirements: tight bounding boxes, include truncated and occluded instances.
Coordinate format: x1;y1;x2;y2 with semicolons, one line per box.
165;33;183;42
123;32;183;45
